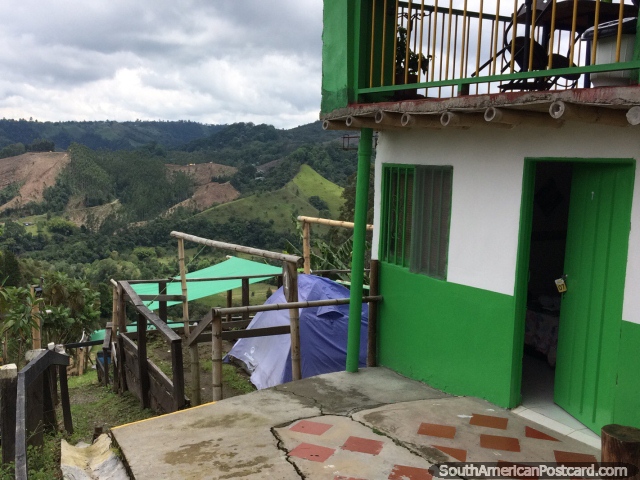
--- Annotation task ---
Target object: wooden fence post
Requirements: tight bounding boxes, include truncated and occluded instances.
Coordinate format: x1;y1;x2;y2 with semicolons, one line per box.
117;283;128;393
302;220;311;274
241;278;250;320
367;260;379;367
226;290;233;322
158;280;168;323
137;313;150;409
171;339;185;411
42;368;57;431
30;285;41;350
602;425;640;480
177;238;190;335
179;238;199;404
58;364;73;434
26;373;44;448
283;262;301;381
1;364;17;465
212;313;223;401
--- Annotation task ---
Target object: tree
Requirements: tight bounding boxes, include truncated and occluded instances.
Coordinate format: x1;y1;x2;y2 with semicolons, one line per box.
27;138;55;152
41;272;100;345
0;286;43;367
0;249;22;286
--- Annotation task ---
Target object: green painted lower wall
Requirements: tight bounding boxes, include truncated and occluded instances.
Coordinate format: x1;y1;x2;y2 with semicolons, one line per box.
377;262;517;407
613;321;640;428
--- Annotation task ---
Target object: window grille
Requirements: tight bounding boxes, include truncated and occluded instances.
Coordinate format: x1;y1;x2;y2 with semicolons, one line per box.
381;164;453;280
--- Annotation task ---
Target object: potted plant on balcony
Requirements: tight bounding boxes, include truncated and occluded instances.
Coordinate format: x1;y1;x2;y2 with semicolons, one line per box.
394;26;430;99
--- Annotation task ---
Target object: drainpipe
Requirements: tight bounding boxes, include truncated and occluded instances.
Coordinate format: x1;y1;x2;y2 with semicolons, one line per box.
346;127;373;373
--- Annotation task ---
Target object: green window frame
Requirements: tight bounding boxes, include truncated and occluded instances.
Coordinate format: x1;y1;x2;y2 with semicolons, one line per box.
381;164;453;280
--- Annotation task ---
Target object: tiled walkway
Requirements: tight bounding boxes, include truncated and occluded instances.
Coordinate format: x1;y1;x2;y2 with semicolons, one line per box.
275;397;599;479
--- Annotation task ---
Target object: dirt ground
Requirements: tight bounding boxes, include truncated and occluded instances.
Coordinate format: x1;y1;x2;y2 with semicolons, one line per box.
0;152;70;211
165;182;239;214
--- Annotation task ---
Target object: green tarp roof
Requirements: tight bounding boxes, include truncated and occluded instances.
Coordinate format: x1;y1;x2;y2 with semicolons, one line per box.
132;256;281;311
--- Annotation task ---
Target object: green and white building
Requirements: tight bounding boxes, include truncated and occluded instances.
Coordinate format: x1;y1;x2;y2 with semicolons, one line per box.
324;0;640;433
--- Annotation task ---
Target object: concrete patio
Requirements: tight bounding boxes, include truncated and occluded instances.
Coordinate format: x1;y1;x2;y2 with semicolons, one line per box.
111;367;600;479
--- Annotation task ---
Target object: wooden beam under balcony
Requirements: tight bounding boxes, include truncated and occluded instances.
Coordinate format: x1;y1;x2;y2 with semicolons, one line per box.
400;113;441;129
484;107;563;128
549;101;630;127
322;119;360;131
626;106;640;126
375;111;405;128
440;112;511;129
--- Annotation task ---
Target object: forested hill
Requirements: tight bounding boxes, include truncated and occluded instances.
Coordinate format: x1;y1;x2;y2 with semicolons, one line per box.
0;119;224;151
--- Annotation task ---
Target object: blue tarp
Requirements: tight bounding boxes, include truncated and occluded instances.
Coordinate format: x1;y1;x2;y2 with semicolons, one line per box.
227;274;368;390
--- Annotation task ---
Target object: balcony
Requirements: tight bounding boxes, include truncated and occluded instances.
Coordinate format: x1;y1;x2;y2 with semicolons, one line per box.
321;0;640;121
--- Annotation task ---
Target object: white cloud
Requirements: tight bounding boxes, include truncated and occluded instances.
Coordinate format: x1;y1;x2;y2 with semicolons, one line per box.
0;0;323;128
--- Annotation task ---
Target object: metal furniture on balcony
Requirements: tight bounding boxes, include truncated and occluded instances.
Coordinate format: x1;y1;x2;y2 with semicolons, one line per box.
352;0;639;103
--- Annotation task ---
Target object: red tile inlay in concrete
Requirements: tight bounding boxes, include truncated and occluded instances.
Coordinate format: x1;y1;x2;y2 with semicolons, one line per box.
433;445;467;462
470;413;509;430
388;464;433;480
497;460;539;480
290;419;333;436
525;426;559;442
417;423;456;439
480;434;521;452
553;450;598;465
289;442;335;463
341;436;385;455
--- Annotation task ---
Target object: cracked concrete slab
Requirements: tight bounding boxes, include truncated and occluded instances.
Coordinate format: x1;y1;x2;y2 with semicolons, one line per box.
275;415;434;479
111;389;320;479
274;367;450;416
112;368;601;479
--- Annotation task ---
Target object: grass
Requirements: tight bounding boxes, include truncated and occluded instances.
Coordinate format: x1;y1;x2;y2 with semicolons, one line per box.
196;165;344;233
222;364;254;393
292;164;344;216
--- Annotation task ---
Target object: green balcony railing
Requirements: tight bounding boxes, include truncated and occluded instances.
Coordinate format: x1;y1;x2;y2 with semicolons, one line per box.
354;0;640;102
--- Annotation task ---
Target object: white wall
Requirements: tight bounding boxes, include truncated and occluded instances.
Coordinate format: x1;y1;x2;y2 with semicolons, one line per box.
372;122;640;324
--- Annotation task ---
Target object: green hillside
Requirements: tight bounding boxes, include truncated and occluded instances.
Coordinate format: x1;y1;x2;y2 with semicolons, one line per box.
196;165;344;232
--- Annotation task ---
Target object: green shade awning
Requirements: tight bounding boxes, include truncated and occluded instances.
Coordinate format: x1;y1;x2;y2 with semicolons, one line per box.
132;256;281;311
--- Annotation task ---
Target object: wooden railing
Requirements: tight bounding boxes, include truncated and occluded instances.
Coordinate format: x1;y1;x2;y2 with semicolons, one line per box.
0;349;73;479
112;281;187;413
187;294;382;401
356;0;640;100
170;231;304;406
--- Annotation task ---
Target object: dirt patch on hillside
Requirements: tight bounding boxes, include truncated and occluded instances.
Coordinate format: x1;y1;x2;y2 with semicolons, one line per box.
0;152;70;212
65;199;121;228
167;163;237;186
166;182;240;214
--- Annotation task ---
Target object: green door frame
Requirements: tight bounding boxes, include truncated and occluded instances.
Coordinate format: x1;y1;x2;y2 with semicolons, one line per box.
510;156;636;408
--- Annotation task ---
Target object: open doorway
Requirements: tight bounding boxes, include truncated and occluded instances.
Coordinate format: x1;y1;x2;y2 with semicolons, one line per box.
515;158;634;438
521;162;572;414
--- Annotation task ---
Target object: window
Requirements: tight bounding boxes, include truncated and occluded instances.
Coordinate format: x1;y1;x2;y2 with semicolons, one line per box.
381;164;453;279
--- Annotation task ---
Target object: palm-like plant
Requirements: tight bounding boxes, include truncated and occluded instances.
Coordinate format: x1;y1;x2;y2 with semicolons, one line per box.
395;26;430;82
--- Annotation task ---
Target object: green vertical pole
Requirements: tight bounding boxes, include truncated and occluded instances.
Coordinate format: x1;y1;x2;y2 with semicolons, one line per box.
346;128;373;372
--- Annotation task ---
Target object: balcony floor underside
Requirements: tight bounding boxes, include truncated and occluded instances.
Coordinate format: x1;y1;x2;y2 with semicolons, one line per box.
321;86;640;129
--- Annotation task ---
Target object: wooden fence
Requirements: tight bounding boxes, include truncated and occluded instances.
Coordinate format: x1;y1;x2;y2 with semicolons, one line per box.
170;231;304;406
110;281;188;414
187;294;382;401
0;349;73;479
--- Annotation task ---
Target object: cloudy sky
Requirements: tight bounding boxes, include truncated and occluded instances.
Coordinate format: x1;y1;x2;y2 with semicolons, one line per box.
0;1;323;128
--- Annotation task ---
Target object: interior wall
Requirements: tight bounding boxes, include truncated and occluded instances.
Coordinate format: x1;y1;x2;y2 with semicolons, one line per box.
528;163;572;304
